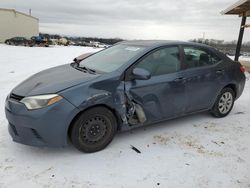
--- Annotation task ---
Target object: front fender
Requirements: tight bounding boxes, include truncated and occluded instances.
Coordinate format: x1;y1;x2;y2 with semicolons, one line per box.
59;78;128;130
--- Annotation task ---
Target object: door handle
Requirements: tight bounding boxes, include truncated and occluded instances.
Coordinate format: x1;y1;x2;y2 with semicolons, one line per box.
174;77;186;82
216;70;224;74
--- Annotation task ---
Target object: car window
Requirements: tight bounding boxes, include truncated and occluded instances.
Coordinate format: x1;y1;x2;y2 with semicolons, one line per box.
135;47;181;76
183;47;222;69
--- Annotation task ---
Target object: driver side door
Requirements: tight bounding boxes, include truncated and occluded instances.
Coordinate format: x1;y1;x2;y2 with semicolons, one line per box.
125;46;188;124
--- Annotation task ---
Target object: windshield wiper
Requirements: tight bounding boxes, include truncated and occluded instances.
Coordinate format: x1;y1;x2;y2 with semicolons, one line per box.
71;62;96;74
80;66;96;74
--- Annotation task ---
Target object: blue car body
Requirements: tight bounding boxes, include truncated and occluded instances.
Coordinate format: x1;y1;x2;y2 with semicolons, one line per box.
5;40;246;147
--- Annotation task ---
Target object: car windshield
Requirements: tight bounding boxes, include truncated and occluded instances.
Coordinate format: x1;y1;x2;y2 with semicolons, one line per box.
79;44;145;73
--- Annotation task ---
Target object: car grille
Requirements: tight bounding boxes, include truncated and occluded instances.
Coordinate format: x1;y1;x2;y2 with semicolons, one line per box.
9;93;24;101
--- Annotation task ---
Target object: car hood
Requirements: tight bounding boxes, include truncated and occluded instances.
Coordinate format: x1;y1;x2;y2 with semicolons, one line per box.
12;64;99;96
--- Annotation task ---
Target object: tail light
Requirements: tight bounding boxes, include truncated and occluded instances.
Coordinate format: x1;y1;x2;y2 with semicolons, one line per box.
240;65;245;73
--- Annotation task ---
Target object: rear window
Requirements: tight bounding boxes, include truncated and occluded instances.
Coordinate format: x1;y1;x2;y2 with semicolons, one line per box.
183;47;222;69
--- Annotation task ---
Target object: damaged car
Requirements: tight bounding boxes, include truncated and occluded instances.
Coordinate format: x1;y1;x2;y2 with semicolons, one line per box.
5;40;246;152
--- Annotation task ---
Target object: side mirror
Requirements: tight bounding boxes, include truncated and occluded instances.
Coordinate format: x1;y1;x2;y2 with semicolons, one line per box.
132;68;151;80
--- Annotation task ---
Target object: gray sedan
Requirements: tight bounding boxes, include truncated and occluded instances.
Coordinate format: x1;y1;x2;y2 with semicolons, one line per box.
5;40;246;152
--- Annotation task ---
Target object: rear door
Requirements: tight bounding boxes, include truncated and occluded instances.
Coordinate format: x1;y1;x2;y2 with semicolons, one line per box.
181;45;225;113
125;46;188;123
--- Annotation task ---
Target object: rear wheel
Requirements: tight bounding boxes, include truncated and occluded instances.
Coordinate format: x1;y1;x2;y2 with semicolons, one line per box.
70;107;117;153
210;88;235;118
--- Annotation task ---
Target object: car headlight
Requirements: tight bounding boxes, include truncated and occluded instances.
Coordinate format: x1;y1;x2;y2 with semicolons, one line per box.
20;94;63;110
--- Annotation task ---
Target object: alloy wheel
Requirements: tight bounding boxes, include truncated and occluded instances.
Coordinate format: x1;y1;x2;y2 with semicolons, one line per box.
218;92;233;114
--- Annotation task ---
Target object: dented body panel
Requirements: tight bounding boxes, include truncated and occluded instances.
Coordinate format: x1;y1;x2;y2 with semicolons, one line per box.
125;72;187;123
60;72;131;131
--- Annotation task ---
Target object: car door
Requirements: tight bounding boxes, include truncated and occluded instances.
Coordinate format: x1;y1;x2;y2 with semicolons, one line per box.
181;45;225;113
125;46;188;124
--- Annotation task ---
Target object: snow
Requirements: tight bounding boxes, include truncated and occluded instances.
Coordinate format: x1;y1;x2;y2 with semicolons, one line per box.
0;44;250;188
228;55;250;62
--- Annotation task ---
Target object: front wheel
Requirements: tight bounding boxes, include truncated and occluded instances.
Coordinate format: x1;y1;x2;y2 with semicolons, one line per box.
210;88;235;118
70;107;117;153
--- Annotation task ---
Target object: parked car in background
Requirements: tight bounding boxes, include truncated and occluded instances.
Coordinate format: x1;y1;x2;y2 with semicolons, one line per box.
5;40;246;153
89;41;100;47
30;36;50;47
5;37;31;46
58;38;69;46
98;43;110;48
49;39;58;45
68;40;76;46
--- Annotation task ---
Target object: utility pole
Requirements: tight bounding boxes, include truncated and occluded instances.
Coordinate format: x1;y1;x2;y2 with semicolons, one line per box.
235;15;247;61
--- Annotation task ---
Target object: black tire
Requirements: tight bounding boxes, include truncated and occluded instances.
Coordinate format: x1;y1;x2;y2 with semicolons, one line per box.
210;87;235;118
70;107;117;153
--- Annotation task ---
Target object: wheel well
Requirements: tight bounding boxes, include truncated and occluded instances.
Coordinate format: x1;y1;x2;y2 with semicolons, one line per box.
223;84;237;97
67;104;121;139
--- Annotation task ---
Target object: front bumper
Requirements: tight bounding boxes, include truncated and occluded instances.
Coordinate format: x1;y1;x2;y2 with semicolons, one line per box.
5;95;79;147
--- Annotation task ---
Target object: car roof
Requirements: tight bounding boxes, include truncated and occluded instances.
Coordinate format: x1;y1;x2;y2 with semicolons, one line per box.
117;40;210;49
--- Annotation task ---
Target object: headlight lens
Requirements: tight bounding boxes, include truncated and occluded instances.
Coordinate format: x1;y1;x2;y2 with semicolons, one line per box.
20;94;63;110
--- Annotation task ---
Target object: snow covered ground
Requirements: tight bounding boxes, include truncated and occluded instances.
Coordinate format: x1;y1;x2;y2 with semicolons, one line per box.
0;44;250;188
228;55;250;62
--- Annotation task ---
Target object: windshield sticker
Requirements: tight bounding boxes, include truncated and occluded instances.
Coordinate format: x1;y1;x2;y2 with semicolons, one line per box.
125;47;141;51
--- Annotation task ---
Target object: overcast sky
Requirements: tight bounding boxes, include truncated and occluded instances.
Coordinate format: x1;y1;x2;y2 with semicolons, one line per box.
1;0;249;41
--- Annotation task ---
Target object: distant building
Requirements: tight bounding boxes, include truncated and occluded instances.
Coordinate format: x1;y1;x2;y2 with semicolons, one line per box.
0;8;39;43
